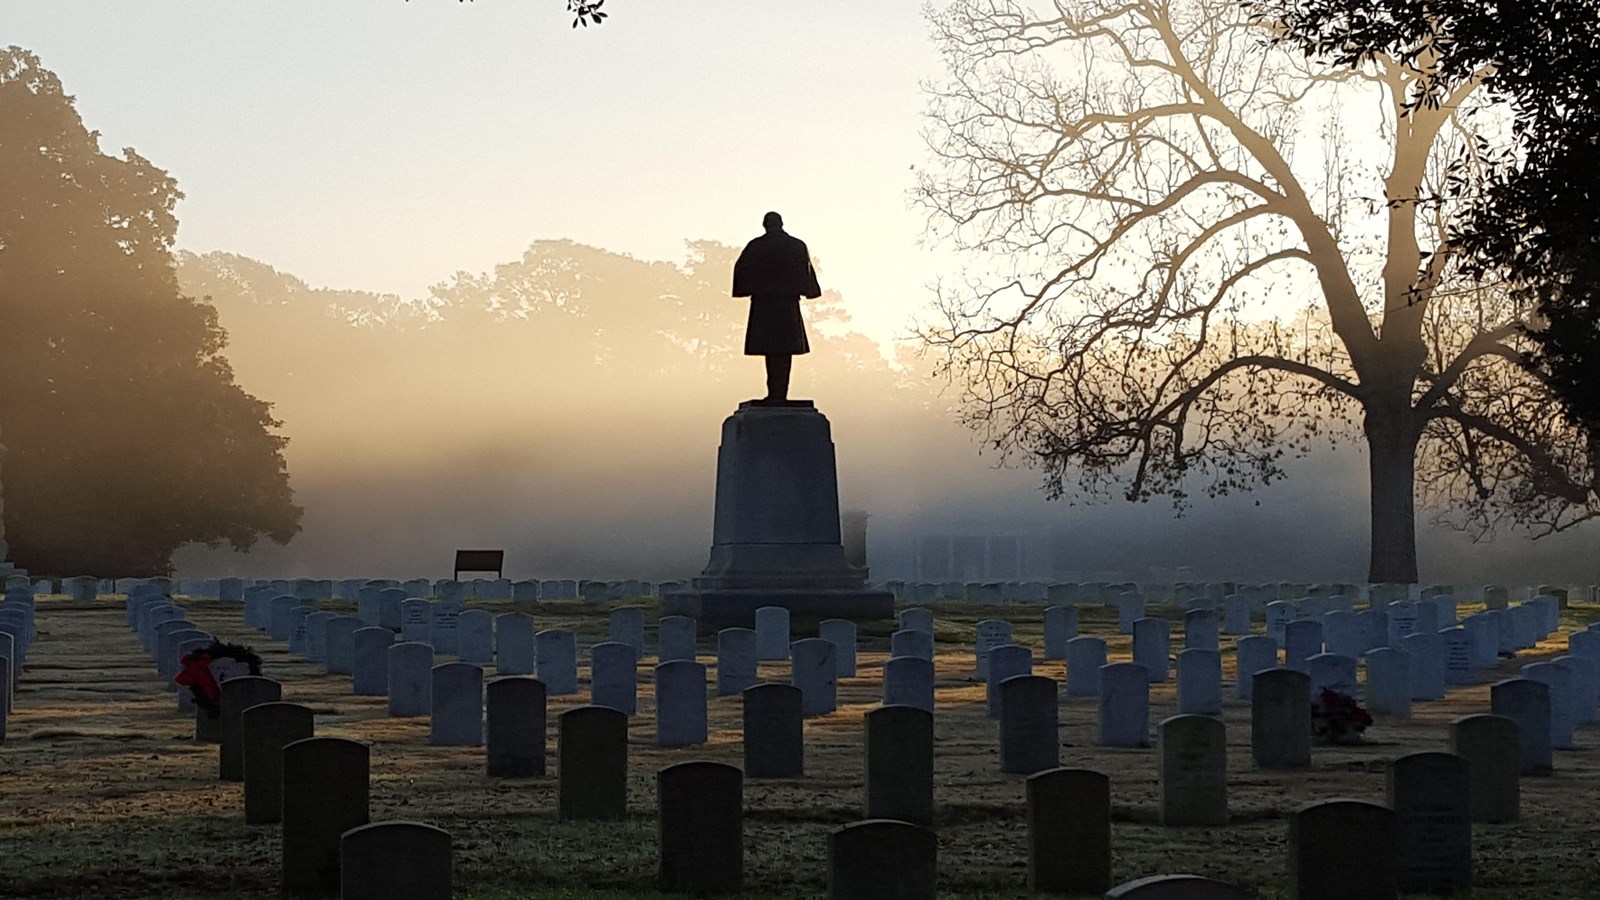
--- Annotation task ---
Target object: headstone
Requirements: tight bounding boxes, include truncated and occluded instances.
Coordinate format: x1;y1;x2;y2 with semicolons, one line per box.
1132;617;1171;682
1222;595;1252;635
754;606;790;661
302;611;335;664
1413;599;1441;637
268;595;298;640
658;615;698;663
1097;662;1150;748
357;586;382;627
1306;652;1358;704
1552;654;1597;725
864;705;934;824
456;609;494;665
1520;661;1575;750
656;659;708;747
486;676;546;777
883;656;935;712
1114;592;1144;633
281;737;370;897
1025;768;1110;894
1183;609;1219;652
242;701;315;824
1448;714;1520;823
1157;715;1227;826
535;629;578;695
715;627;758;695
557;706;628;821
1440;627;1476;686
1043;605;1077;660
1251;668;1311;769
1265;601;1294;643
898;607;934;634
984;644;1032;717
429;663;483;746
1067;636;1107;697
590;641;638;715
426;604;459;654
818;619;858;677
608;606;646;657
828;819;936;900
658;761;743;894
340;822;451;900
1363;647;1412;717
352;627;395;696
1176;648;1222;715
1386;601;1419;647
889;628;934;661
742;682;804;778
377;588;407;630
1287;799;1397;900
324;616;360;676
1234;635;1276;701
790;638;838;716
1401;632;1446;701
998;674;1059;775
1387;752;1472;894
493;612;535;675
219;676;282;781
385;642;434;717
973;619;1013;678
1490;678;1552;775
1282;619;1323;673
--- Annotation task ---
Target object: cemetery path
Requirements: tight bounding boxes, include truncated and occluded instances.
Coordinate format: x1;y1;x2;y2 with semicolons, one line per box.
2;598;1600;898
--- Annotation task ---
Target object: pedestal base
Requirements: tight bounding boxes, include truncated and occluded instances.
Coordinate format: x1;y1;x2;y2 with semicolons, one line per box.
660;586;894;625
670;401;893;625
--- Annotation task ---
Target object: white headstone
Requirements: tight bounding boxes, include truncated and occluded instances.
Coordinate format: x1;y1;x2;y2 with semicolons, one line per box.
1176;648;1222;715
1066;636;1107;697
755;607;790;661
716;627;758;696
494;612;536;676
590;641;639;715
790;638;838;716
1235;635;1278;700
535;629;578;695
1364;647;1412;717
883;655;935;711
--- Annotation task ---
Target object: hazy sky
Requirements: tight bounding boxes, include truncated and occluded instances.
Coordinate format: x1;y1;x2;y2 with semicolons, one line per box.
7;1;942;344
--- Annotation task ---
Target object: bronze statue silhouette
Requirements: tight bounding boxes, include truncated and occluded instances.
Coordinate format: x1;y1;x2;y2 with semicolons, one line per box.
732;211;821;403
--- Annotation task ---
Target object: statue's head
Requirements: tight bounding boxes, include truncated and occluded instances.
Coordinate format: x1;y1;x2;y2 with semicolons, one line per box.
762;211;783;231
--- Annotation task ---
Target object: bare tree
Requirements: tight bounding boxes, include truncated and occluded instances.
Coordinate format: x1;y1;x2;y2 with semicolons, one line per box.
915;0;1599;583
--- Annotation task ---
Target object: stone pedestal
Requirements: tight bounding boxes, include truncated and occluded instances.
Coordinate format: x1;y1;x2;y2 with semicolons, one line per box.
663;401;892;624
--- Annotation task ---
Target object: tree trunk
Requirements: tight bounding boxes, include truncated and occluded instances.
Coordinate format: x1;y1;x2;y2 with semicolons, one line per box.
1364;405;1421;584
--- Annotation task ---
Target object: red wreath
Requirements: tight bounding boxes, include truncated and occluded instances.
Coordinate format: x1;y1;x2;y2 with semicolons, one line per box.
174;641;263;717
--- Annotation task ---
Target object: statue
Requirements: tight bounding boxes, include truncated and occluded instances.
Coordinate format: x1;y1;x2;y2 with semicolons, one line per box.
732;211;821;403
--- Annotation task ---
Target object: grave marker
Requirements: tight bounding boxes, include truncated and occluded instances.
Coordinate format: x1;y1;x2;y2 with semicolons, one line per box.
486;676;546;777
282;737;370;897
658;761;743;895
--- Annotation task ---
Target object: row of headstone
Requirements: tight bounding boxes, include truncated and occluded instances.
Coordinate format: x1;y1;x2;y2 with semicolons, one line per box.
0;584;36;734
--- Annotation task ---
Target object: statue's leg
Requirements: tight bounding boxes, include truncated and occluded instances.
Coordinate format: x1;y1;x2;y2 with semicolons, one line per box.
765;354;793;401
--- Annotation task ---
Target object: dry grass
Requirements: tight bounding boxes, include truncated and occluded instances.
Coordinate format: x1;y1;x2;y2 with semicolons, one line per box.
3;597;1600;899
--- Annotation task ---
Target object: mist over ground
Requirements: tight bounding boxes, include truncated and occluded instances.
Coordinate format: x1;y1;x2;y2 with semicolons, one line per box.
167;242;1595;587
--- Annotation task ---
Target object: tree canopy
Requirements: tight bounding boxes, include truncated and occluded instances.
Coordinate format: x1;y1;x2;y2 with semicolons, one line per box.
1260;0;1600;430
0;47;301;576
915;0;1598;583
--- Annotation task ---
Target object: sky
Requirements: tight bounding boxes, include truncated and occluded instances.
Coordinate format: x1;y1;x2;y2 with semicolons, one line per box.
6;0;944;345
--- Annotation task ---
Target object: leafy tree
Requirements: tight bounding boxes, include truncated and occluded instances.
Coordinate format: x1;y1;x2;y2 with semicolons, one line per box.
1258;0;1600;437
915;0;1598;583
0;47;301;576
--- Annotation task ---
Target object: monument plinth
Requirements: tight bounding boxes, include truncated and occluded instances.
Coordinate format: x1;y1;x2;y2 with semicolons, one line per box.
663;401;892;624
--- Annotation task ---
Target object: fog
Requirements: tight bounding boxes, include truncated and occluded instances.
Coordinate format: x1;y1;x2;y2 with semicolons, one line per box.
168;242;1596;587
